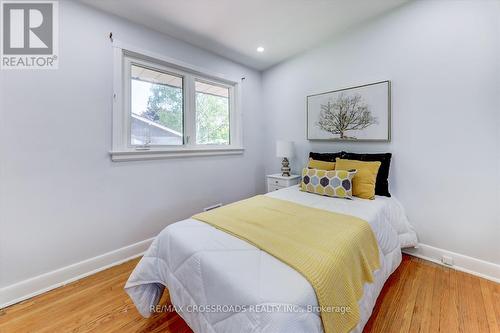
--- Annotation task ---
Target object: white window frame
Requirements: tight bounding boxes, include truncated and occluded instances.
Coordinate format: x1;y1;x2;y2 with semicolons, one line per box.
110;41;243;161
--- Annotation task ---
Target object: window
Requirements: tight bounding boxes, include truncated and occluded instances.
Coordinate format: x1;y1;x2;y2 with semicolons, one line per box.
111;46;242;161
195;80;230;145
131;64;183;146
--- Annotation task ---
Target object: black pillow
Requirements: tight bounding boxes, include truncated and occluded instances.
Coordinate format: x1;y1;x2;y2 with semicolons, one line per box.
342;152;392;197
309;151;345;162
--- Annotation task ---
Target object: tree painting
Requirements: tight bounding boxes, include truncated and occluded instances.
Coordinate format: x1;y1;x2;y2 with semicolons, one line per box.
316;93;377;139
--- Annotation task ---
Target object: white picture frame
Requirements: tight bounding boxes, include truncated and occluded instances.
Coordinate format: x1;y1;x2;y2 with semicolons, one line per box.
307;80;391;142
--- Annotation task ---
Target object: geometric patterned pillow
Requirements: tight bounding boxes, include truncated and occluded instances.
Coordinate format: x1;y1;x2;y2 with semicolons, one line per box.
300;168;357;199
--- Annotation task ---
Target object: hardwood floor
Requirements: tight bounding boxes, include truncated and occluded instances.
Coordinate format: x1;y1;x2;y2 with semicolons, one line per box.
0;255;498;333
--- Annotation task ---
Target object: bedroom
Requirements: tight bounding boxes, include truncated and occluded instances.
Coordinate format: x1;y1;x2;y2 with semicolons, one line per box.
0;0;499;332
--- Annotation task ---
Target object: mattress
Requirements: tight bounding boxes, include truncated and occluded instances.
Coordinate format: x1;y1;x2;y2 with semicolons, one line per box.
125;186;417;333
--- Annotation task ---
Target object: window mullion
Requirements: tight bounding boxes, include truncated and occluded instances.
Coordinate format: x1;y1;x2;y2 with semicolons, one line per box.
184;75;196;147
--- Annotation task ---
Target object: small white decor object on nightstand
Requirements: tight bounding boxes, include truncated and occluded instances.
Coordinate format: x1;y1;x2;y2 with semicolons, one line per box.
266;174;301;192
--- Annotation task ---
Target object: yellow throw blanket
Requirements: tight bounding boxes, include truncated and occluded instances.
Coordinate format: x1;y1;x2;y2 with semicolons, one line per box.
193;195;380;332
192;195;380;333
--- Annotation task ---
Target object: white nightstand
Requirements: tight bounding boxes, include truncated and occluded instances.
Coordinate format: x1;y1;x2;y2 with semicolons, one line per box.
266;173;301;192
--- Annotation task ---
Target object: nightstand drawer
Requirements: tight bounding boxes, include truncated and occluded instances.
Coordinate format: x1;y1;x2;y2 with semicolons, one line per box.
269;178;288;187
268;184;284;192
266;174;301;193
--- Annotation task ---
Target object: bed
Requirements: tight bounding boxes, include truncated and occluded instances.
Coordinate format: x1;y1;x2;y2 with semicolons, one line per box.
125;185;417;333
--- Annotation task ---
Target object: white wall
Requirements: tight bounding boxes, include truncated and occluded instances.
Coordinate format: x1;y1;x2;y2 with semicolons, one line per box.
0;0;265;288
1;0;499;296
262;0;500;264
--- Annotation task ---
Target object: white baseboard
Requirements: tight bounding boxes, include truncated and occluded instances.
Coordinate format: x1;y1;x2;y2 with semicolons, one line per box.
403;243;500;283
0;237;154;309
2;239;497;309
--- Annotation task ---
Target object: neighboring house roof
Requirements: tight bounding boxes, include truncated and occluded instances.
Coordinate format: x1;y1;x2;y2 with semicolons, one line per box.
131;113;182;137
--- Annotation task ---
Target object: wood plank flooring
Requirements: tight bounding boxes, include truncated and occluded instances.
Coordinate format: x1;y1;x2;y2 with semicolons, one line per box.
0;255;498;333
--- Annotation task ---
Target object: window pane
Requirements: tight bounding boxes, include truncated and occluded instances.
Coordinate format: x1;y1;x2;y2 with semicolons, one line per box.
130;64;183;145
195;80;230;145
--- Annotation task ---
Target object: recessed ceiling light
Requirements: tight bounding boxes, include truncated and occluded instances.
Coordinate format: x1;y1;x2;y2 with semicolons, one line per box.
256;46;265;53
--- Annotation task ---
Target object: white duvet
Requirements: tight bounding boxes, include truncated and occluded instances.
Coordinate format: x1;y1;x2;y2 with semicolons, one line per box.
125;186;417;333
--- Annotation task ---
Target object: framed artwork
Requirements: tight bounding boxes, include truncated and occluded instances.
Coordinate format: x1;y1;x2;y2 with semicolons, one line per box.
307;80;391;141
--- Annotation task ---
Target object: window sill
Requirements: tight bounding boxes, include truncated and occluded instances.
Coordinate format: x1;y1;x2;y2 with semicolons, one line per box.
110;147;244;162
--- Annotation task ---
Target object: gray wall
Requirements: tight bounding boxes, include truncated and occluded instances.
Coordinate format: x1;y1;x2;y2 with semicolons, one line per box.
261;0;500;264
0;0;265;287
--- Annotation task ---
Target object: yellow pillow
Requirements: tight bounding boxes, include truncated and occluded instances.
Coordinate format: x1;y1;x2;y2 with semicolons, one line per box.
308;158;335;170
335;158;381;199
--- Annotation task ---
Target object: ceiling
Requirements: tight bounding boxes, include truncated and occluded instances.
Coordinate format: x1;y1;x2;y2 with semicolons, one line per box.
80;0;408;70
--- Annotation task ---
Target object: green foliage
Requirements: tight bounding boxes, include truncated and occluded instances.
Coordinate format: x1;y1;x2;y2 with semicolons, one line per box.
143;83;183;133
142;82;229;143
196;92;229;145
